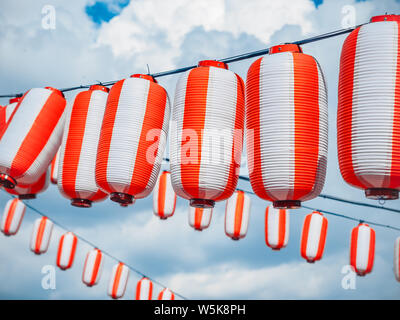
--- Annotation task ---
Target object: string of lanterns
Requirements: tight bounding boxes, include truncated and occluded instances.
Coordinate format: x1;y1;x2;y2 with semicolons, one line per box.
0;14;399;297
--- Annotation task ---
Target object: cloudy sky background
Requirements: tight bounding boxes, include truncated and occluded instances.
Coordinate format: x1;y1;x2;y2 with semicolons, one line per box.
0;0;399;299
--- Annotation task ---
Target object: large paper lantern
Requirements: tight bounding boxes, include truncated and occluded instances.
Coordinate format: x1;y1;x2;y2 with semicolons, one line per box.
50;148;61;185
246;44;328;209
1;198;25;236
0;87;66;188
96;74;170;205
108;262;129;299
394;237;400;282
338;15;400;200
224;190;251;240
30;216;53;255
189;206;213;231
170;60;245;209
82;248;104;287
56;232;78;270
300;211;328;263
265;205;289;250
4;169;49;199
350;223;375;276
158;288;175;300
58;85;109;207
0;97;21;134
153;171;176;219
135;277;153;300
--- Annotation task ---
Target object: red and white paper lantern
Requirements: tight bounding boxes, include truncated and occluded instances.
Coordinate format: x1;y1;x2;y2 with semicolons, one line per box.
300;211;328;263
1;198;25;236
58;85;109;207
350;223;375;276
108;262;129;299
96;74;170;206
189;206;213;231
0;97;21;134
0;87;66;188
246;44;328;209
30;216;53;255
4;169;49;199
56;232;78;270
135;277;153;300
338;15;400;200
158;288;175;300
394;237;400;282
82;248;104;287
224;190;251;240
170;60;245;209
153;171;176;219
265;205;289;250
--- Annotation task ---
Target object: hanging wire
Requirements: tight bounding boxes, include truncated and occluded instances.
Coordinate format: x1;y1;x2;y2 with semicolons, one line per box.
162;158;400;215
2;192;189;300
0;23;365;99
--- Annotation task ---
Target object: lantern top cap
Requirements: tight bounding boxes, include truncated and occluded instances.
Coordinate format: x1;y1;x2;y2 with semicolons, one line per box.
370;14;400;22
130;74;158;83
312;210;323;215
269;43;303;54
9;97;21;104
89;84;110;93
198;60;228;69
44;86;65;98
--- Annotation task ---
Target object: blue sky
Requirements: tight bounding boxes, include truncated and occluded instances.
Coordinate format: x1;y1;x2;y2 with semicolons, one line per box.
0;0;399;300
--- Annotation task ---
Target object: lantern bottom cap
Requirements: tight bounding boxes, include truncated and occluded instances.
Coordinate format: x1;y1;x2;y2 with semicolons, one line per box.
0;174;17;189
19;194;36;200
271;247;281;251
110;192;134;205
231;237;240;241
273;200;301;209
306;260;315;264
365;188;399;200
71;198;92;208
190;199;215;208
365;188;398;200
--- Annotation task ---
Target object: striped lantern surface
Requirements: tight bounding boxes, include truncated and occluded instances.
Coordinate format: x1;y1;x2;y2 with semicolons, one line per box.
4;168;50;200
0;97;21;134
158;288;175;300
350;223;375;276
30;217;53;255
58;85;109;208
1;198;25;236
136;277;153;300
96;74;170;205
50;148;61;184
300;211;328;263
224;190;251;240
246;44;328;209
338;15;400;200
56;232;78;270
153;171;176;219
189;206;213;231
0;87;66;189
394;237;400;282
265;205;289;250
170;60;245;209
82;248;104;287
107;262;129;299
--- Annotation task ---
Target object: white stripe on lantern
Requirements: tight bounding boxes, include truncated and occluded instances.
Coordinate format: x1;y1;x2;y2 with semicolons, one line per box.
351;22;398;188
265;206;289;249
82;249;104;287
30;217;53;254
153;171;176;219
394;237;400;282
188;206;213;230
158;288;175;300
1;198;25;236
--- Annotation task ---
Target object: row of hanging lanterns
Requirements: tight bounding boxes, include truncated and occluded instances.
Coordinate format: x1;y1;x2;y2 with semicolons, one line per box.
0;201;175;299
1;197;397;281
0;15;398;208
